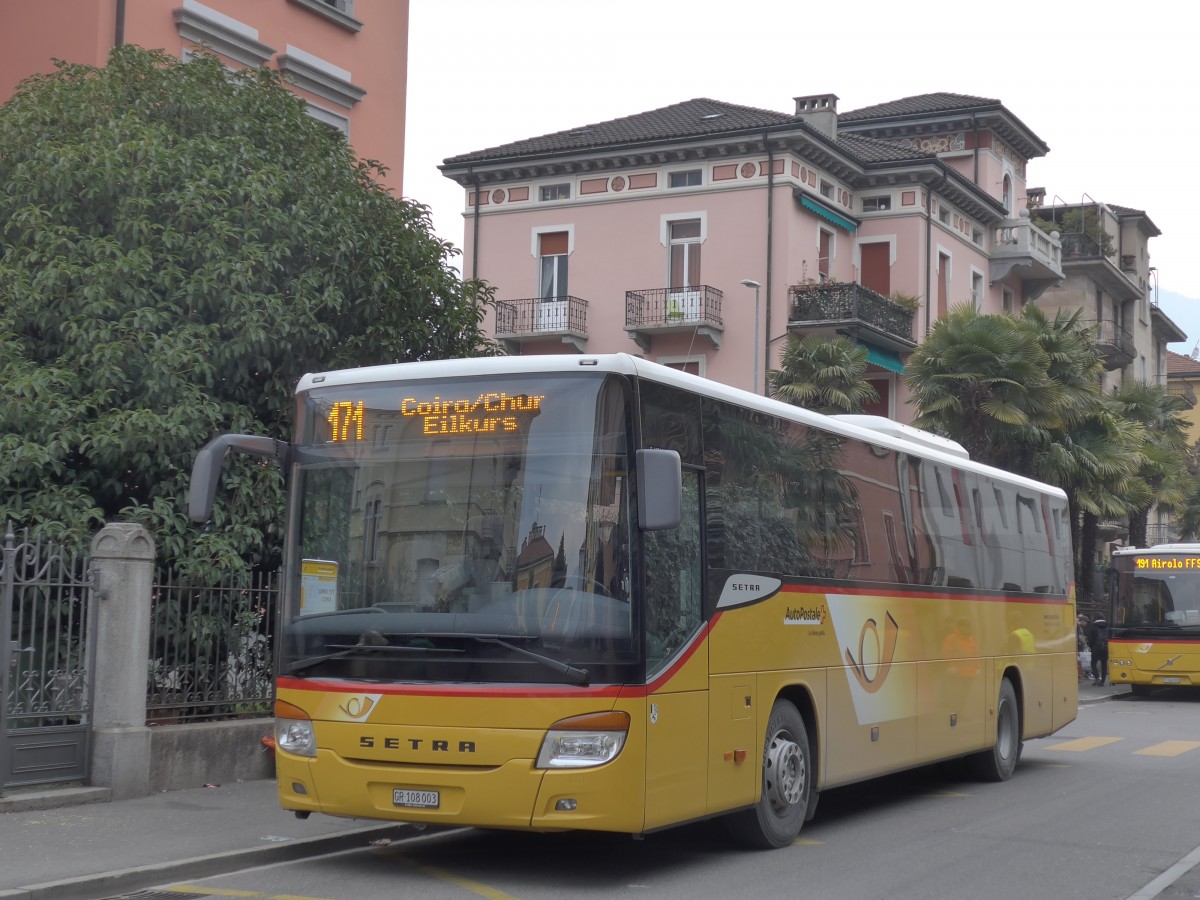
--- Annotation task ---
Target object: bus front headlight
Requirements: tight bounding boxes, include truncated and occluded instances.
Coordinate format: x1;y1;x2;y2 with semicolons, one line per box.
536;711;630;769
275;700;317;758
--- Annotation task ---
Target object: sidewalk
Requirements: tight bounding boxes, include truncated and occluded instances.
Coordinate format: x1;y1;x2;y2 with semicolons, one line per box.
0;682;1129;900
0;779;414;900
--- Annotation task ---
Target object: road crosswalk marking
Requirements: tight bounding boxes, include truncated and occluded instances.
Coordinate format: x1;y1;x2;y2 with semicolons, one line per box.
1132;741;1200;757
1046;736;1122;752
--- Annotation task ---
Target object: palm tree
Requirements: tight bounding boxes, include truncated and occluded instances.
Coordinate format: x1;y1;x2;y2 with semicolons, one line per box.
1108;381;1192;547
768;334;878;415
904;304;1067;474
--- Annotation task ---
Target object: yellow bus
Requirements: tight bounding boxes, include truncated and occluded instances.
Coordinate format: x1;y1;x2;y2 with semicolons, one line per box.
1109;544;1200;694
189;354;1077;848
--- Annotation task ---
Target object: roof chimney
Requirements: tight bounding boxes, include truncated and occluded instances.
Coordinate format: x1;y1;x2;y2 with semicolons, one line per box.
794;93;839;139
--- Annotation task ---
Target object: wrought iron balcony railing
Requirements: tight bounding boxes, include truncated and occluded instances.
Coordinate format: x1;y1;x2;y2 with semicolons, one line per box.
787;281;915;352
624;285;724;351
493;296;588;350
1082;317;1135;370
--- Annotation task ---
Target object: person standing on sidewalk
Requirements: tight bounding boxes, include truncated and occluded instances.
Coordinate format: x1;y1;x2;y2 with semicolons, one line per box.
1087;615;1109;685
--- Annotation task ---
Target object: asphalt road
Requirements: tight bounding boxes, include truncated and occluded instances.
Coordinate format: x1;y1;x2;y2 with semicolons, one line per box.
114;687;1200;900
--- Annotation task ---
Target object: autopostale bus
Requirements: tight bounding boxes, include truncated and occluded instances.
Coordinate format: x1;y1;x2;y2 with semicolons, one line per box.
189;354;1077;848
1108;544;1200;694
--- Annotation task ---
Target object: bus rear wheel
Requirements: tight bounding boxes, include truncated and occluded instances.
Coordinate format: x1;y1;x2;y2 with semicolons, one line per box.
970;677;1021;782
725;699;810;849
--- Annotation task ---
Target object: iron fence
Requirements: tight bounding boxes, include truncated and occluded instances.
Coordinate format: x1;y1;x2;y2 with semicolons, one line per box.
147;568;278;723
2;525;93;728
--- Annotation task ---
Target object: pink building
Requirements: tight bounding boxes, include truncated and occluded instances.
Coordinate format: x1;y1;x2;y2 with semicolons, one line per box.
0;0;408;193
440;92;1180;424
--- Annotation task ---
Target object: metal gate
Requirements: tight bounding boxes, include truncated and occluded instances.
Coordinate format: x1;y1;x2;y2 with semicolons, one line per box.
1;524;95;792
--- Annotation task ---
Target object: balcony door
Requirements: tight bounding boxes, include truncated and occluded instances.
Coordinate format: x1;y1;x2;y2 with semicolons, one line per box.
668;220;702;321
861;242;890;296
537;231;569;331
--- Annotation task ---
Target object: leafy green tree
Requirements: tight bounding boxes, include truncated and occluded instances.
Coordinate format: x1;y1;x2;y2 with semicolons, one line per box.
0;47;497;575
768;333;879;415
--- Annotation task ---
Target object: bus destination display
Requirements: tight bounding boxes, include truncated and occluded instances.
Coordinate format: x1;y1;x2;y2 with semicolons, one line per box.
326;392;545;442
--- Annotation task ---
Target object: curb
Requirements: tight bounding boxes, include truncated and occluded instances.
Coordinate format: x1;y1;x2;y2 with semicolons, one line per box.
0;822;416;900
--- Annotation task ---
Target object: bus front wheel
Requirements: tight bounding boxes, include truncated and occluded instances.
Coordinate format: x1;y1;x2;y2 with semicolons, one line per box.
725;699;810;849
970;677;1021;782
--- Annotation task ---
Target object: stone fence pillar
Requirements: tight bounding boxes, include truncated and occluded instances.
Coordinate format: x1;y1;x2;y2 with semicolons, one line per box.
90;523;155;799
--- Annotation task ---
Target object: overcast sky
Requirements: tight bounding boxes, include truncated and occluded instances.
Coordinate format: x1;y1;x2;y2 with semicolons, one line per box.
403;0;1200;340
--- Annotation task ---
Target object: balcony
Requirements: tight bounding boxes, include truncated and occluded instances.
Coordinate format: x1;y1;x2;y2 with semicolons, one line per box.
624;285;724;351
787;282;915;354
988;218;1063;300
494;296;588;353
1082;318;1135;370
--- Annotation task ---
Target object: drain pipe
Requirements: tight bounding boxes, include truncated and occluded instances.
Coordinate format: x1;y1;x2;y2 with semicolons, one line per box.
115;0;126;46
764;128;775;390
925;171;948;335
469;170;481;282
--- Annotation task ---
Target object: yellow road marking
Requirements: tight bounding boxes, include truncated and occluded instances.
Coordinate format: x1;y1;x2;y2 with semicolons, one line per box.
794;837;824;845
1045;736;1123;752
1134;741;1200;757
411;863;520;900
166;886;330;900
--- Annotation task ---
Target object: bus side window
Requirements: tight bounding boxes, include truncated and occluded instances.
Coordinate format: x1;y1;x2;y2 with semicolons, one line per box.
644;471;702;676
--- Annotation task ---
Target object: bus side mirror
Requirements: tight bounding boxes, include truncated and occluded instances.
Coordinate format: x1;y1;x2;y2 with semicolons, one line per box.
636;448;681;531
189;434;288;523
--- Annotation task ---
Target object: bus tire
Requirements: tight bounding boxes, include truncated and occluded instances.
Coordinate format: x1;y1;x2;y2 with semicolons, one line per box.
970;677;1021;782
725;699;811;849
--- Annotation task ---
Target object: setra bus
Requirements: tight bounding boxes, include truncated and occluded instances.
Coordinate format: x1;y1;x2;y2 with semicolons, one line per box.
1108;544;1200;694
189;353;1077;848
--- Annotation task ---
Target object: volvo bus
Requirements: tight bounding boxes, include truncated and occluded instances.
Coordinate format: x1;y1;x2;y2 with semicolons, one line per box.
1109;544;1200;694
189;353;1077;848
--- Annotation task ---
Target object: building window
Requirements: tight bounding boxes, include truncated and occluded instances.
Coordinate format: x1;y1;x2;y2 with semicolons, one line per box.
972;226;984;246
669;220;702;288
540;183;571;202
1002;175;1012;213
818;229;833;281
669;169;702;188
938;206;951;225
538;232;569;299
862;196;891;212
819;180;834;200
971;271;985;309
305;102;349;137
1002;287;1016;314
287;0;362;32
173;0;275;67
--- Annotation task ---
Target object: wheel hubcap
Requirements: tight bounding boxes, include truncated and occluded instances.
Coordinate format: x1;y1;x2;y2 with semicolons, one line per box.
764;732;804;813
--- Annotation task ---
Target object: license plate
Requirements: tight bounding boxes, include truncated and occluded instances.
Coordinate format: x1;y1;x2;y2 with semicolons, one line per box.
1161;676;1181;685
393;788;439;809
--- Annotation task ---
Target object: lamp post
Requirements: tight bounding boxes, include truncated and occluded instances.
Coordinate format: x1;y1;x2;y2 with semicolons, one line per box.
740;279;761;394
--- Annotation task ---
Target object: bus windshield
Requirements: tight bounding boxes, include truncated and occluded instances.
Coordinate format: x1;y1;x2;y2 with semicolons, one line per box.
1113;551;1200;631
282;372;636;684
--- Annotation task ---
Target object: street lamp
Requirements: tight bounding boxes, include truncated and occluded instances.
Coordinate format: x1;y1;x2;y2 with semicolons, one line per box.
740;279;761;393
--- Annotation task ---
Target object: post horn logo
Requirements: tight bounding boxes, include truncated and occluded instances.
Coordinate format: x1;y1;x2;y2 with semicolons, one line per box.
338;695;379;721
844;611;899;694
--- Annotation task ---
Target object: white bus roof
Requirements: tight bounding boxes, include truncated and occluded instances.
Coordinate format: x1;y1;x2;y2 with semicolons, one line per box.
296;354;1065;499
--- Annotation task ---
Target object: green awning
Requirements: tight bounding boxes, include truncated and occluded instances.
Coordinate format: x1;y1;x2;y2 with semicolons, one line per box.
799;194;858;233
865;344;905;374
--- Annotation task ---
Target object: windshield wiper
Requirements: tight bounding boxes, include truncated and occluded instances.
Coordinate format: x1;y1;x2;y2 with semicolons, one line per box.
473;636;590;685
287;636;462;675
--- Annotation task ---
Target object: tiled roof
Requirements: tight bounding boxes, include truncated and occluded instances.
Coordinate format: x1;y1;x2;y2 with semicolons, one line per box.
834;132;932;164
1167;350;1200;376
442;98;797;166
840;92;1003;122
